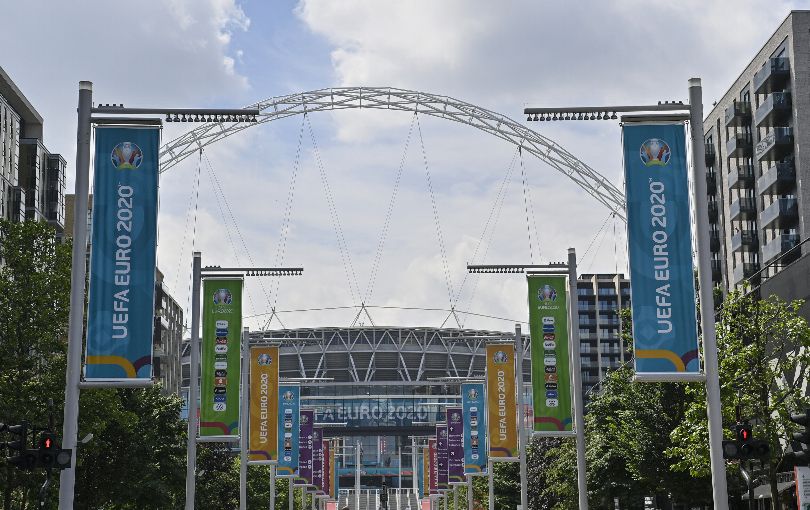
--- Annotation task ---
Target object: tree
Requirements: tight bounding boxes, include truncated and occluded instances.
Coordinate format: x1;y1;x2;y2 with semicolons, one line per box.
669;290;810;509
0;219;191;509
0;220;71;509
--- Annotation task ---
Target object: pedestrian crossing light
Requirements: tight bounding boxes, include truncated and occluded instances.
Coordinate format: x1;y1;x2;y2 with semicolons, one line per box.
722;422;769;460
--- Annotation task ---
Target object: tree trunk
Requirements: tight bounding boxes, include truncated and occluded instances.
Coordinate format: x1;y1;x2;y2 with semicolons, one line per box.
769;463;780;510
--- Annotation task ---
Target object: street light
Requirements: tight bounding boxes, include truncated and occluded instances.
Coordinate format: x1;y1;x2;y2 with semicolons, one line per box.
521;80;727;510
59;81;265;510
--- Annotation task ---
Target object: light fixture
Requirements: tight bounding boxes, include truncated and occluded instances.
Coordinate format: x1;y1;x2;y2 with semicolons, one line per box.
590;113;596;120
610;112;618;120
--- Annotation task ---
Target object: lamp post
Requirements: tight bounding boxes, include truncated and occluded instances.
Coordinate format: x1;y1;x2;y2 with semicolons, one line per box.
467;260;582;509
522;79;729;510
59;83;261;510
189;264;303;510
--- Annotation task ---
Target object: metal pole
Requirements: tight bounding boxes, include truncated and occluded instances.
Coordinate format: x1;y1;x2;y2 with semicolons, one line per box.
411;437;418;494
568;248;588;510
688;77;730;510
515;324;528;510
240;327;249;510
289;477;294;510
185;252;203;510
270;465;276;510
487;460;493;510
398;446;402;489
466;476;472;510
453;486;457;510
355;441;361;510
58;80;93;510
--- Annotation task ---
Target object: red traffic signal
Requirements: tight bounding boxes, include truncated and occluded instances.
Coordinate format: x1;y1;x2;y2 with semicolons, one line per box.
736;424;752;443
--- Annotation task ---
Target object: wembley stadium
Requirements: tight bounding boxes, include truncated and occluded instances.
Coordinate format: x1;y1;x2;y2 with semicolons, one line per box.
240;326;532;491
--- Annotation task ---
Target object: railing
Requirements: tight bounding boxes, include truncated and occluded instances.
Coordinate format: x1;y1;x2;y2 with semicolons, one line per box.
753;57;790;93
756;127;793;160
724;101;751;127
754;91;791;127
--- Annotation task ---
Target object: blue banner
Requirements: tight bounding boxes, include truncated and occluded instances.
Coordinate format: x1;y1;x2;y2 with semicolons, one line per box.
85;126;159;380
623;122;700;377
461;383;487;474
277;385;300;476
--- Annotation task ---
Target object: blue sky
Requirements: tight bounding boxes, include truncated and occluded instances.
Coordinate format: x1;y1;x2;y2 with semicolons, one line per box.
2;0;804;332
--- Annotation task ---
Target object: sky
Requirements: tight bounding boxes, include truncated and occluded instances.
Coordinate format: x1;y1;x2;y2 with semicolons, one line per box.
1;0;805;332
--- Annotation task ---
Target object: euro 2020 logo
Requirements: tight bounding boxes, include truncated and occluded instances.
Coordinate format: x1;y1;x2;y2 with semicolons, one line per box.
257;353;272;366
538;285;557;303
111;142;143;169
467;388;478;400
493;350;508;364
213;289;233;305
640;138;672;167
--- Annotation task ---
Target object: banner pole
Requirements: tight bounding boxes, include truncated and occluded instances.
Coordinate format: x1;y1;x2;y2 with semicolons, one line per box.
185;252;203;510
411;437;418;493
355;440;361;510
487;460;493;510
289;477;294;510
688;77;730;510
567;248;588;510
269;465;276;510
58;80;93;510
466;475;472;510
515;323;528;510
240;327;249;510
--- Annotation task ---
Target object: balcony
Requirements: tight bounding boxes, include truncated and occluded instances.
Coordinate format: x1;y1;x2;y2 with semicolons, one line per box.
726;132;753;158
707;201;719;222
729;197;757;221
756;127;793;161
706;170;717;194
754;92;792;127
733;262;761;284
757;159;795;195
725;101;752;127
727;165;755;189
760;197;798;228
762;234;800;264
705;143;716;166
753;57;790;94
711;259;723;283
710;230;721;252
731;229;758;252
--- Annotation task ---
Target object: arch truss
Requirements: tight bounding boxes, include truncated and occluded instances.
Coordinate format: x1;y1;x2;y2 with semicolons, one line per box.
159;87;625;218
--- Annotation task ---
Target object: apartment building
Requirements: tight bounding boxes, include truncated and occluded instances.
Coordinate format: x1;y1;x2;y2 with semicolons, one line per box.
703;11;810;307
0;66;65;233
576;273;631;402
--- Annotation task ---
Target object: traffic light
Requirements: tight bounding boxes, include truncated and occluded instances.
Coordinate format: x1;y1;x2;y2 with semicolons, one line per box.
2;421;37;470
36;432;72;470
788;409;809;465
722;422;770;460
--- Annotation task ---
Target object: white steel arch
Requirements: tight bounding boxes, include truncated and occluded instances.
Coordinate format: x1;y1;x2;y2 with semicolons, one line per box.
159;87;626;218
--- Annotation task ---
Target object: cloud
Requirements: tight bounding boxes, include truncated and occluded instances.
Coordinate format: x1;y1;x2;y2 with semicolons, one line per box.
1;0;252;181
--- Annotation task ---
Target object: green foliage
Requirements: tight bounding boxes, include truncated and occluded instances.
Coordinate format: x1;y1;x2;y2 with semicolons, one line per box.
0;220;71;508
0;220;189;509
668;290;810;508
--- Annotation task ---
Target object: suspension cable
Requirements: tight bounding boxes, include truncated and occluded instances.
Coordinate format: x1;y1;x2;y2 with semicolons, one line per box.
365;112;417;304
518;145;541;262
415;113;455;307
457;147;520;327
202;150;275;316
305;114;362;304
175;149;202;322
578;212;613;265
266;114;307;329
